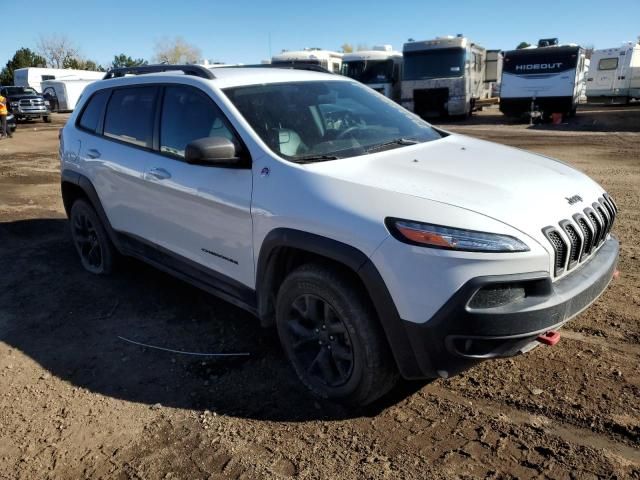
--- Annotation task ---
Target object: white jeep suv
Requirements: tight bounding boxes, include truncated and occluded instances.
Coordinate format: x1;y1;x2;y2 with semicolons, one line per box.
60;64;619;405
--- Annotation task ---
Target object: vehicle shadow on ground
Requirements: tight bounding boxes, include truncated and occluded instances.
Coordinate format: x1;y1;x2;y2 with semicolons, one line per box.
433;104;640;133
0;218;427;421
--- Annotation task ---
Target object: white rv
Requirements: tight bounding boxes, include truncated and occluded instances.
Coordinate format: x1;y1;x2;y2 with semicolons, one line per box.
500;39;587;118
586;43;640;104
13;68;104;93
40;78;96;112
341;45;403;101
401;36;495;117
271;49;343;73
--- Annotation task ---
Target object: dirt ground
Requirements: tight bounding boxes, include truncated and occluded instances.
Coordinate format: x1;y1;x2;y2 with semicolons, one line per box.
0;105;639;479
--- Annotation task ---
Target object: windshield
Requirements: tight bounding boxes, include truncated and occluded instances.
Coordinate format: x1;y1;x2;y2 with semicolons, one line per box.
4;87;38;96
403;48;465;81
224;80;441;162
342;59;394;83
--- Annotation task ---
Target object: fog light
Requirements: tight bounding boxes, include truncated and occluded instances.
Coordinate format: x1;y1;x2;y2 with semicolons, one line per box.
468;284;526;309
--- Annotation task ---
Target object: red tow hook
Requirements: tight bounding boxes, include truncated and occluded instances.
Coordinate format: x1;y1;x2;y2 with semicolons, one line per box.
537;330;561;346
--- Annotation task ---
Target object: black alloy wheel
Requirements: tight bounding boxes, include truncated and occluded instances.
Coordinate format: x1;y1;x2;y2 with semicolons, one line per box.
285;293;354;388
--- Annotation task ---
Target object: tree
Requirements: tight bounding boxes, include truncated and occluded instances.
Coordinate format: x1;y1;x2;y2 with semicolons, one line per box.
111;54;148;69
37;34;79;68
0;48;46;85
341;43;354;53
516;41;531;49
62;57;104;71
153;37;201;64
583;45;594;60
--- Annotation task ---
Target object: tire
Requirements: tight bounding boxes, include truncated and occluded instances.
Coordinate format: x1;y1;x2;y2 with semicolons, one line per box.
276;263;398;406
43;116;51;123
69;199;115;275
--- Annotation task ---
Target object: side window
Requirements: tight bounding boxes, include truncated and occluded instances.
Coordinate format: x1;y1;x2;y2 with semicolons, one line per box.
78;90;110;133
598;58;618;71
104;86;157;148
159;85;237;158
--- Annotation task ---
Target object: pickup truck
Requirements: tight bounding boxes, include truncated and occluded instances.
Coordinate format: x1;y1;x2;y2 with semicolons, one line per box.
1;86;51;123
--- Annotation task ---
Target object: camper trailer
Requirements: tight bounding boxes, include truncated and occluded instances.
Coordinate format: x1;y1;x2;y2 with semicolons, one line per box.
500;39;587;119
271;49;343;73
40;78;96;112
341;45;403;101
14;68;104;93
586;43;640;104
401;35;495;117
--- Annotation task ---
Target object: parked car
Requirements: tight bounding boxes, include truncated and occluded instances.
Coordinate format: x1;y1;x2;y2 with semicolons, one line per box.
59;64;619;405
0;86;51;122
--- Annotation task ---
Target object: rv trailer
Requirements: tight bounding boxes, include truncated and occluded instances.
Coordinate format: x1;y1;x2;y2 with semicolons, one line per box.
500;39;587;119
40;78;96;112
401;35;495;118
341;45;403;101
586;42;640;104
271;48;343;73
13;68;104;93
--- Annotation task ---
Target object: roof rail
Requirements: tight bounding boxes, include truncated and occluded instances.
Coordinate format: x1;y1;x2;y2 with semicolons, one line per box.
224;63;333;74
102;64;215;80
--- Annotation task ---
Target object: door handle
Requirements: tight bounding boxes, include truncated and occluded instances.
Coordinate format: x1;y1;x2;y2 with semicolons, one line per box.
86;148;101;159
146;167;172;180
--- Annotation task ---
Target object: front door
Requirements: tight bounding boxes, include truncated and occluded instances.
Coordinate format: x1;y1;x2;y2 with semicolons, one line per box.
136;85;254;288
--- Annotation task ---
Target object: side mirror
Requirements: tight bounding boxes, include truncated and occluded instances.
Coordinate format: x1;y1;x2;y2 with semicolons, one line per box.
185;136;244;166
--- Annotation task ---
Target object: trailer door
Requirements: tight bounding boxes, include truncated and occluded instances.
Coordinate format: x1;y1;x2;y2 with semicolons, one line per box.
595;55;619;92
613;48;632;91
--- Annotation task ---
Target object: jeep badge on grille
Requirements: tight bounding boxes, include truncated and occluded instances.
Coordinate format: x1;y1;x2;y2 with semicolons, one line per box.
566;195;583;205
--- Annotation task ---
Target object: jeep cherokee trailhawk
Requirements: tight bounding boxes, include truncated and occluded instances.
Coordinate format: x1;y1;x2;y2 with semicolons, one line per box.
59;64;619;405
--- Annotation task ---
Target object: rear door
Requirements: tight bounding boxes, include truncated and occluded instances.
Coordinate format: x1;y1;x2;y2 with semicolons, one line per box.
134;84;254;288
79;85;160;239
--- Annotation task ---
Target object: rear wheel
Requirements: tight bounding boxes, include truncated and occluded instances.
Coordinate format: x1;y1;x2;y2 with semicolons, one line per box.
276;264;398;405
69;200;115;274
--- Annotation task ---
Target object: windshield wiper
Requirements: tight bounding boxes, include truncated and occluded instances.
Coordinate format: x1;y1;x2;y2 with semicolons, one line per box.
365;138;420;153
291;154;340;164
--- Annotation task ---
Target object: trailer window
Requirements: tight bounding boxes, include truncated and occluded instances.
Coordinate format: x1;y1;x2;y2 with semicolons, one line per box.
598;58;618;71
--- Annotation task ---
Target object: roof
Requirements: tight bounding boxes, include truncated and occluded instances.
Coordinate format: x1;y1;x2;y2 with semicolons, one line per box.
83;66;347;96
272;50;343;61
343;50;402;62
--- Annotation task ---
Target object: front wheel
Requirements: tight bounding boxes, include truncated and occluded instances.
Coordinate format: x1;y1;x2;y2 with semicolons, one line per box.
276;264;398;406
43;116;51;123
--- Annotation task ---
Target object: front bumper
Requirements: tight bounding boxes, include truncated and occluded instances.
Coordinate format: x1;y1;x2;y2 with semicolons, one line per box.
13;106;50;119
402;236;619;379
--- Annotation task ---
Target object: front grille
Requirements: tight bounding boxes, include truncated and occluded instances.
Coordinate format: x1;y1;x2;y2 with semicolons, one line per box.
19;99;44;107
543;193;617;278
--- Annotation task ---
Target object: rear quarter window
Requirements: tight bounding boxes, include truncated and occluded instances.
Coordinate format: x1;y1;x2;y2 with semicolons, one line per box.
103;86;158;148
78;90;110;133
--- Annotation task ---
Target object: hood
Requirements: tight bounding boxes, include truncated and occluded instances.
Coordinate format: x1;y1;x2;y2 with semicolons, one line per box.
307;134;606;247
7;94;43;101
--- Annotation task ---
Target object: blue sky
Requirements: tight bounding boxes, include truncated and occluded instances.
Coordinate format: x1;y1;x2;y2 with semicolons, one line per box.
4;0;639;67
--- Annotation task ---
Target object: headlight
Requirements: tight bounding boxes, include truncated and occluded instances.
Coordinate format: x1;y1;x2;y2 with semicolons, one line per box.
44;100;50;106
385;218;530;252
10;101;18;107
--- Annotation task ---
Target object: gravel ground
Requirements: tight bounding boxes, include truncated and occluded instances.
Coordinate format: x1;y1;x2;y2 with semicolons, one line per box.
0;106;639;479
